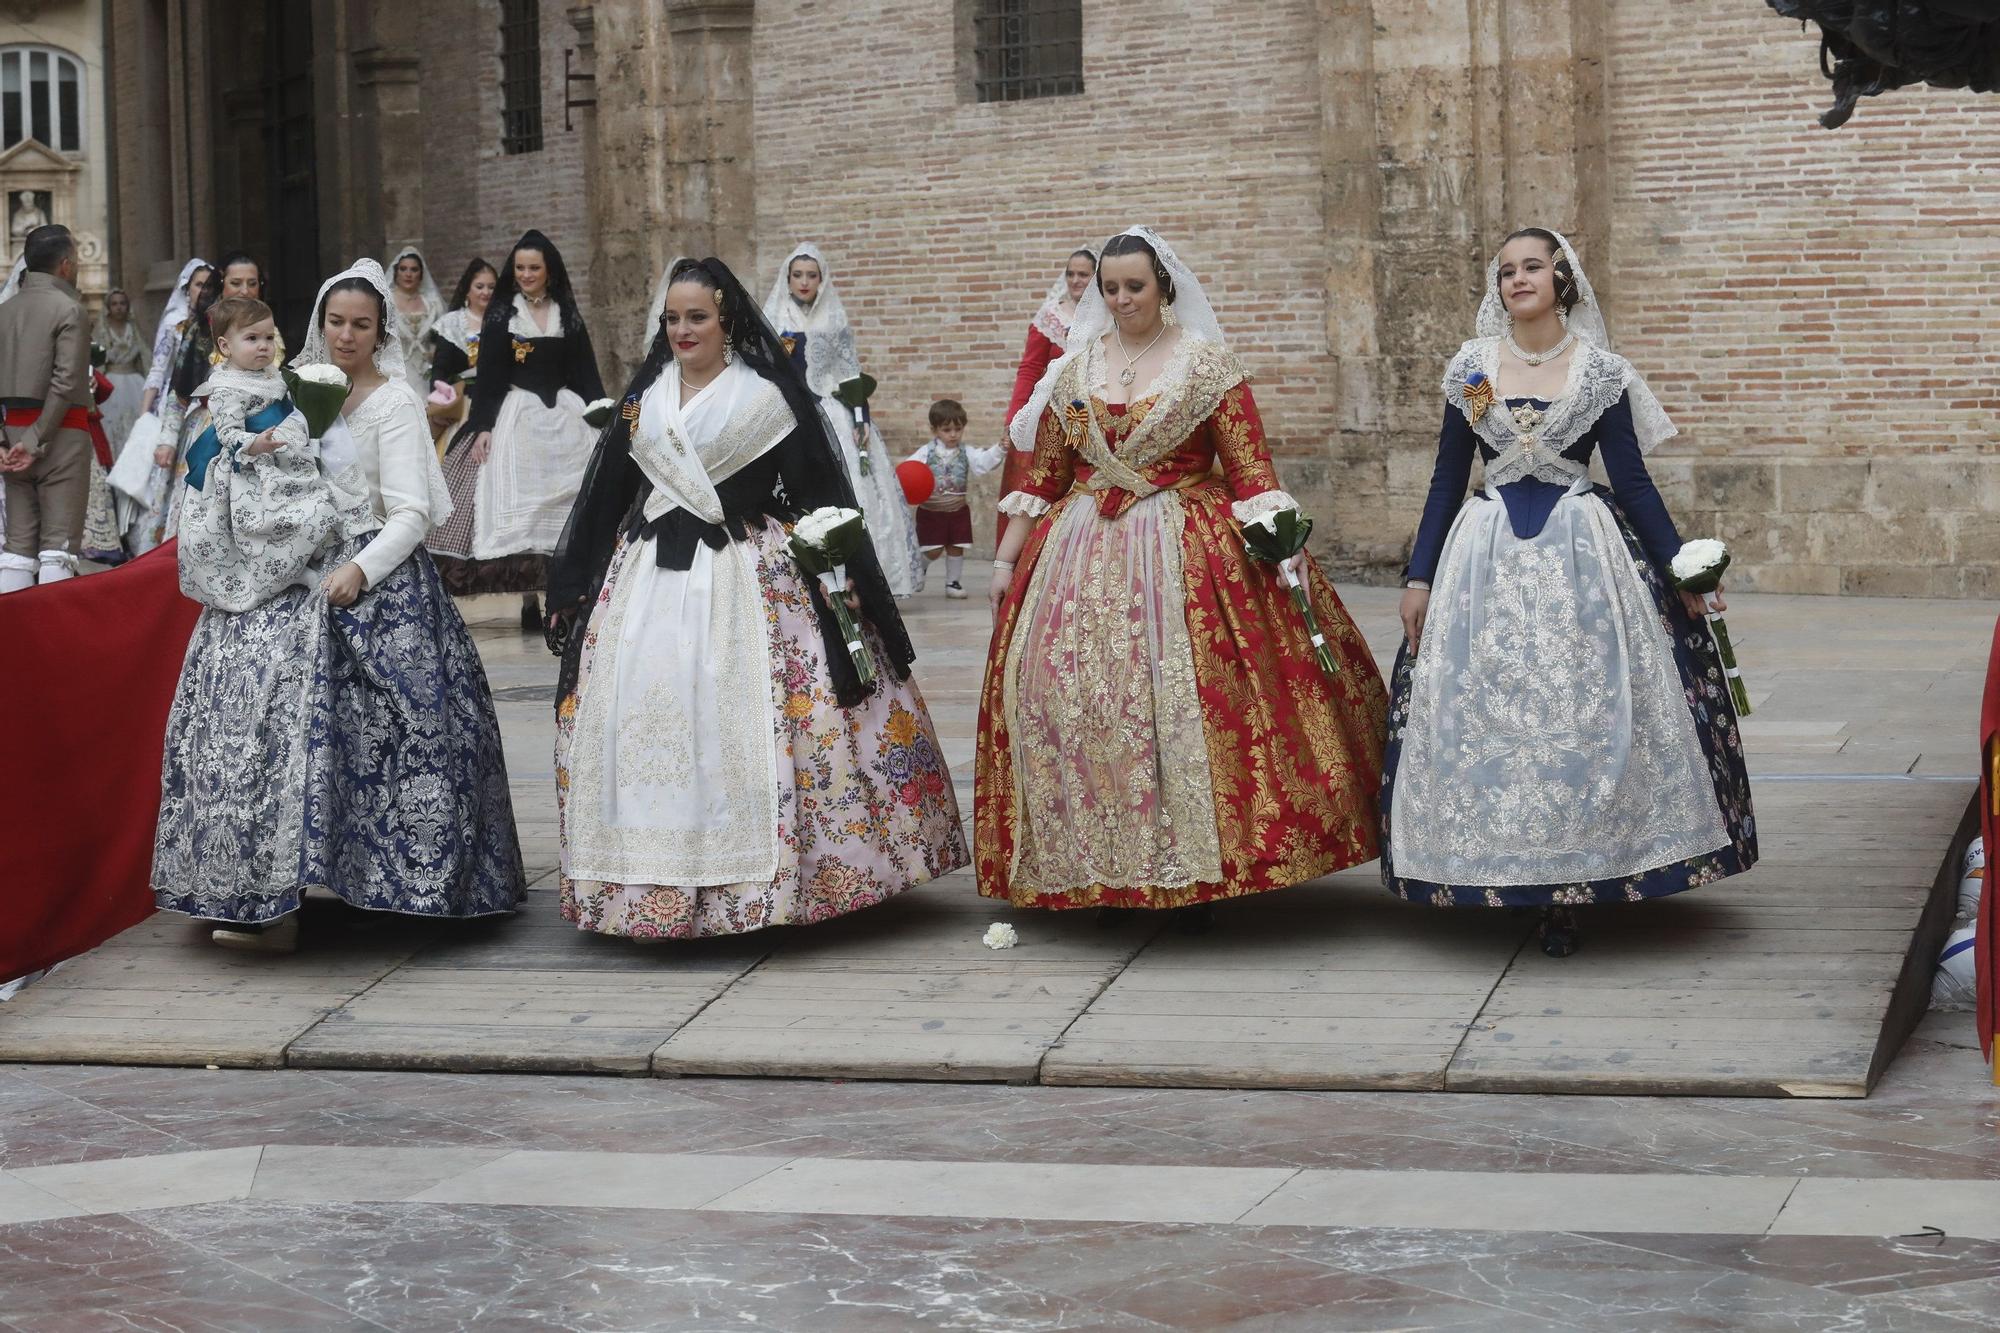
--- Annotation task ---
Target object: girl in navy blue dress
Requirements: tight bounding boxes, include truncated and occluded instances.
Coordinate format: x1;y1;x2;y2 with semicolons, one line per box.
1382;228;1755;956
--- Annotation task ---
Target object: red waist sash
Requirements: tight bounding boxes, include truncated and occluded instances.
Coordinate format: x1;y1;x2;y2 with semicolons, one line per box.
4;404;111;468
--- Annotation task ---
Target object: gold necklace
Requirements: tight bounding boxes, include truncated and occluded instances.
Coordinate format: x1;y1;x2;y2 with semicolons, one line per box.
1113;320;1169;389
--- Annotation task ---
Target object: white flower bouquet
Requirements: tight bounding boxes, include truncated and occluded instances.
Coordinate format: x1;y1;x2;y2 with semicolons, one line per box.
282;363;350;439
789;506;875;689
1240;504;1339;678
581;397;617;430
1669;539;1751;716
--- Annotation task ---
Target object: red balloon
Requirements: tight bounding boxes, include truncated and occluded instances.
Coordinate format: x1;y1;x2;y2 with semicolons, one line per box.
896;459;935;505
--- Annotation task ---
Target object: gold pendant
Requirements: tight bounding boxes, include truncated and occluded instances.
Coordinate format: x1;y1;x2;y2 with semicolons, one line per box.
1119;366;1137;388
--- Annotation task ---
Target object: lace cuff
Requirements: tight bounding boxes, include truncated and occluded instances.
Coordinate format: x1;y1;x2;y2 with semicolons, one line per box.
1231;490;1301;525
998;491;1052;519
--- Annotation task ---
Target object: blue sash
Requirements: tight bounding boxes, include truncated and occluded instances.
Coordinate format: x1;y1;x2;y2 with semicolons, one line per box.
187;396;296;490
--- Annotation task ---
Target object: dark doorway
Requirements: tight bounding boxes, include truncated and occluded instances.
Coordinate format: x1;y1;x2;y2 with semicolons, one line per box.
261;3;318;347
216;2;320;347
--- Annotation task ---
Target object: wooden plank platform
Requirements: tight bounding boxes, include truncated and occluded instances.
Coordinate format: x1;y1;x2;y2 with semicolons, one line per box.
0;903;434;1068
1040;880;1531;1090
655;873;1158;1082
1;582;1987;1097
288;892;770;1074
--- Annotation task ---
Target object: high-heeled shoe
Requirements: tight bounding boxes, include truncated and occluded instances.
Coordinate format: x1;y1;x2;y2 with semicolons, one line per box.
1537;906;1578;958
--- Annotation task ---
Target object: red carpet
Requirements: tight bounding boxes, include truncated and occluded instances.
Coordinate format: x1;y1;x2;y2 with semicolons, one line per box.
0;543;197;984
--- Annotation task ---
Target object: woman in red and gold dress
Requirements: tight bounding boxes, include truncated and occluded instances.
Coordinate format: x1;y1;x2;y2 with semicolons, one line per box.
996;249;1095;543
977;227;1387;915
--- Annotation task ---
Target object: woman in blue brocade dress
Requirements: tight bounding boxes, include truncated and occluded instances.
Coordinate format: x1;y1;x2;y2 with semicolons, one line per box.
152;260;524;952
1383;228;1755;957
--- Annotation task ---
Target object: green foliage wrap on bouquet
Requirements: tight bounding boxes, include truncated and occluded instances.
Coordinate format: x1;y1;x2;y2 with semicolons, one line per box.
789;506;875;690
832;375;878;477
1670;539;1752;717
282;364;351;439
1240;504;1339;679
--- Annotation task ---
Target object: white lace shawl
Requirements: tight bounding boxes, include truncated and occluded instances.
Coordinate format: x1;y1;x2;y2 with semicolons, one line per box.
1442;336;1677;488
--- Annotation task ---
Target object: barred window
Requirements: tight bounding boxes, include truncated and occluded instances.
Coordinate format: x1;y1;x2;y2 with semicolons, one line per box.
0;46;84;155
499;0;543;155
973;0;1083;103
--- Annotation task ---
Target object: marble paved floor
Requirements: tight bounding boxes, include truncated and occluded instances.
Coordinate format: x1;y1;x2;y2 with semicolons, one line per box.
0;1011;1996;1331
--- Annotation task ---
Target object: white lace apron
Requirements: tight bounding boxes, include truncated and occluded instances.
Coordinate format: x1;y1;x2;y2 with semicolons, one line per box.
470;297;598;559
561;362;796;887
1390;477;1728;885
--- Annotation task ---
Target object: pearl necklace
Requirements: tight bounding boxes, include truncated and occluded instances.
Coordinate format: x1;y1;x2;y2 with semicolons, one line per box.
1505;330;1573;366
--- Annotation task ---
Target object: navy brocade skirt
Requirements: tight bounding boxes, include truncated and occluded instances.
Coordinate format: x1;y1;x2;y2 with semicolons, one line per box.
154;542;526;923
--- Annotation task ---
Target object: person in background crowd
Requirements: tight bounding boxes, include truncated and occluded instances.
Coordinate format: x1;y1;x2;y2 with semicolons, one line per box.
81;287;149;564
998;249;1096;542
903;398;1003;598
762;243;923;597
430;230;603;632
0;225;94;592
387;246;445;396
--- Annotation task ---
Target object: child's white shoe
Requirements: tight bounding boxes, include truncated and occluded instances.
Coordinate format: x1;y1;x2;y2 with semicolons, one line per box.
211;913;300;954
945;582;968;599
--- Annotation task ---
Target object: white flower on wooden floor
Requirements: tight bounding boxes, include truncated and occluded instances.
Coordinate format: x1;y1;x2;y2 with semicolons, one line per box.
982;922;1018;950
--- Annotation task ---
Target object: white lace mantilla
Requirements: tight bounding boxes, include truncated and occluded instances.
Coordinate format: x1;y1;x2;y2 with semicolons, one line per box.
1442;337;1677;488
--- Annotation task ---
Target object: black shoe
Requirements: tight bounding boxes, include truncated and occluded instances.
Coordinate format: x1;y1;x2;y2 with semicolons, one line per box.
1537;907;1578;958
1176;903;1216;935
521;598;543;634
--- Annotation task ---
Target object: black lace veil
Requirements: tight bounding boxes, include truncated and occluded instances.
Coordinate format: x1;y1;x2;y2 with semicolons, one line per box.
546;256;915;706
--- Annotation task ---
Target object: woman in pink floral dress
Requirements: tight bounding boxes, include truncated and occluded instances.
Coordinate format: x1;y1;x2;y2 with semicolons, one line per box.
545;257;966;939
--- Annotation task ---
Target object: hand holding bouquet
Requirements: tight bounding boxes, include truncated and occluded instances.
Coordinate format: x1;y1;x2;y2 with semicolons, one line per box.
1240;503;1339;679
833;374;878;477
790;506;876;689
283;363;351;438
1670;539;1752;716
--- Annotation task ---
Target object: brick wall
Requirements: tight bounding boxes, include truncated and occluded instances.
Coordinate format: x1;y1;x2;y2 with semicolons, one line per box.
742;1;1998;589
418;0;592;311
748;0;1330;533
1601;1;2000;597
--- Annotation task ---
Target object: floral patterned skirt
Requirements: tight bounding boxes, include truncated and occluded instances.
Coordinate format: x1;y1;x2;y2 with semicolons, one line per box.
976;482;1388;911
1381;486;1756;908
555;520;967;939
153;542;526;923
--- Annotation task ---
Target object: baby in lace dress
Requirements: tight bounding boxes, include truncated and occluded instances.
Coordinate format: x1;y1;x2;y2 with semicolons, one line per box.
177;295;372;612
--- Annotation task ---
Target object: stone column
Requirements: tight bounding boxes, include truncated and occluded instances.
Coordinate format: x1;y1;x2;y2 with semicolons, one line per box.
587;0;757;384
664;0;756;273
353;37;424;255
1319;0;1608;576
587;0;672;380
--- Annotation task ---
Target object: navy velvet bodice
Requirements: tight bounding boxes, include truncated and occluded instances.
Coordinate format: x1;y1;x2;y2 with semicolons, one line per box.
1403;392;1683;583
